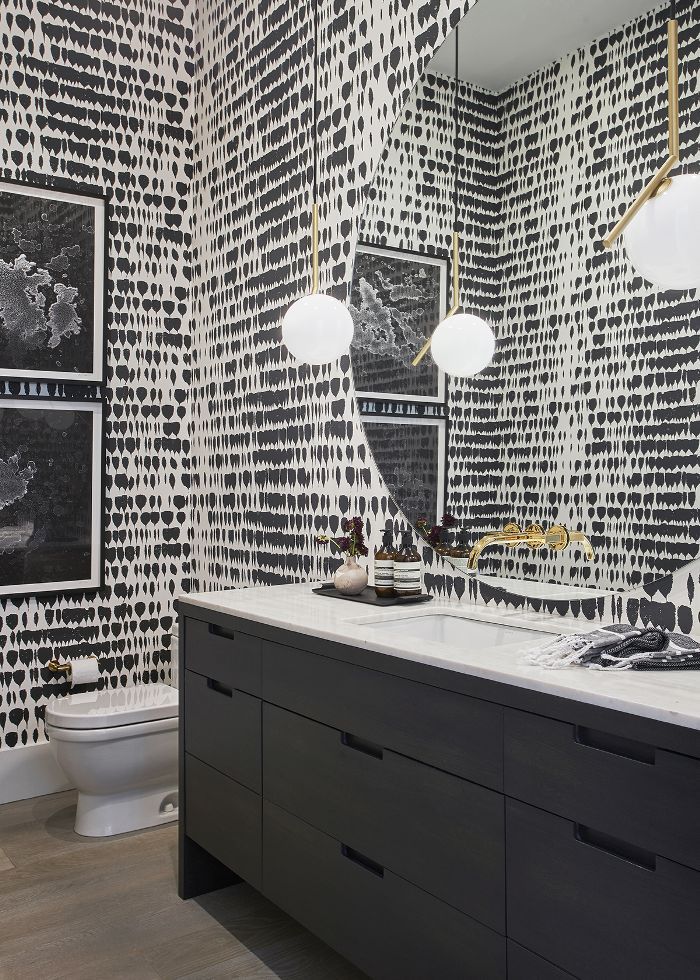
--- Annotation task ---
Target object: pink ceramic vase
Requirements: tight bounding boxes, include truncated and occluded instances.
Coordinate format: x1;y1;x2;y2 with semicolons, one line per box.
333;555;368;595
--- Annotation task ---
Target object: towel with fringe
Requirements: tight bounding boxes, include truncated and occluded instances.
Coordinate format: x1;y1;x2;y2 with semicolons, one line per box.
524;623;700;670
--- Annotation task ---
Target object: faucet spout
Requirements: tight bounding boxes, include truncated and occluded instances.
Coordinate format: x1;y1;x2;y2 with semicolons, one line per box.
569;530;595;561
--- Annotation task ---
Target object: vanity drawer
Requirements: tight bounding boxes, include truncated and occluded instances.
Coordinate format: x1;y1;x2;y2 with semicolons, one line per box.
506;798;700;980
183;615;261;696
184;669;261;793
263;702;504;931
262;641;503;790
507;942;576;980
263;801;505;980
504;708;700;872
185;754;261;890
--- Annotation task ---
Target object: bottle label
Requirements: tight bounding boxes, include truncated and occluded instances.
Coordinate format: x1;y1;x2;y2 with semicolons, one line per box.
394;562;422;592
374;559;394;587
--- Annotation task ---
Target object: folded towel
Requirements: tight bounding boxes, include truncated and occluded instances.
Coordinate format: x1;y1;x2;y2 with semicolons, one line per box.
525;624;700;670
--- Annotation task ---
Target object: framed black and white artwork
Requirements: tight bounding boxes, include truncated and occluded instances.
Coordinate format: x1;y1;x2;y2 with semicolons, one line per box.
350;243;447;403
361;415;445;526
0;398;103;597
0;180;105;383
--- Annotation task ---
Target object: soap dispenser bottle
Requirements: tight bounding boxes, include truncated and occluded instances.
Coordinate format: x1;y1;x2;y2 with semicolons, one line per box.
374;528;396;598
394;529;423;597
450;528;472;574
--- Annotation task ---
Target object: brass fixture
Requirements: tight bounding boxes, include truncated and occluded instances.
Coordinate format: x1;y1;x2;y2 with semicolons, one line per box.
466;522;595;574
47;660;72;674
603;17;679;248
412;231;460;367
311;201;319;294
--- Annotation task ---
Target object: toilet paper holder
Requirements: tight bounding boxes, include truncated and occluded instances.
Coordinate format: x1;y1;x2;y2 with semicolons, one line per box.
47;656;98;675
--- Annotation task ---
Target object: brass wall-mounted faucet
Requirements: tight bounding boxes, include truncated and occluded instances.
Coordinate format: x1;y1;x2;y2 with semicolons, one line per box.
467;522;595;574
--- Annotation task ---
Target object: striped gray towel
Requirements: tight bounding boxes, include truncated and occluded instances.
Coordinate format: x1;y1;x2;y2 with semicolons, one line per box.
525;624;700;670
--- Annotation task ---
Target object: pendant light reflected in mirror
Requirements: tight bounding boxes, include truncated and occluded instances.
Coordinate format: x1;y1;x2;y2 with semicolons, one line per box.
281;1;354;364
412;24;495;378
605;3;700;292
624;172;700;291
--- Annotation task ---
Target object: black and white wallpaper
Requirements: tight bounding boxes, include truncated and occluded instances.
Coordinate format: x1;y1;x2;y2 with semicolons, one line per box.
3;0;700;754
0;0;193;750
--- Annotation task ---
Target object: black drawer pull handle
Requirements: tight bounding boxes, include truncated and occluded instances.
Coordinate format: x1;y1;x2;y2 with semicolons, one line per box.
575;824;656;872
574;726;655;765
341;732;384;760
209;623;237;641
207;678;233;698
341;845;384;878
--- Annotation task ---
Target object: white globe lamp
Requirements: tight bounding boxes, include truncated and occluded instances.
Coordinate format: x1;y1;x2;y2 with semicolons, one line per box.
282;291;354;364
430;311;496;377
624;174;700;291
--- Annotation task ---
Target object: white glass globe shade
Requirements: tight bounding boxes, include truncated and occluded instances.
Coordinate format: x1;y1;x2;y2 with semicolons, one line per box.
430;312;496;377
281;293;354;364
624;174;700;291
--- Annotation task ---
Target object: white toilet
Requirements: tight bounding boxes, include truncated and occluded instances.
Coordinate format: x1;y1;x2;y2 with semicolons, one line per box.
45;684;179;838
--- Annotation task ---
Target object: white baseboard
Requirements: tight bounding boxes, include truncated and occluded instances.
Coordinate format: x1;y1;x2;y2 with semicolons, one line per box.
0;741;73;805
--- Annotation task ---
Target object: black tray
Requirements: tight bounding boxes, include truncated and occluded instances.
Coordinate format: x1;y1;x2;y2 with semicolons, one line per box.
312;584;433;606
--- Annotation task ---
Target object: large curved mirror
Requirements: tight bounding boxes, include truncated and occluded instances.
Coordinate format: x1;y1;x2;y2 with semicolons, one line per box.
350;0;700;599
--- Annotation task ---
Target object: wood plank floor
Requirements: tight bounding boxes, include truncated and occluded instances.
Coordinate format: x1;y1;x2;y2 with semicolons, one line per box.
0;790;367;980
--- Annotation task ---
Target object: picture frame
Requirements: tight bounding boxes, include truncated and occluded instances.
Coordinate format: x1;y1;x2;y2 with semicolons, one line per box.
361;414;446;526
350;242;448;404
0;397;104;597
0;178;106;384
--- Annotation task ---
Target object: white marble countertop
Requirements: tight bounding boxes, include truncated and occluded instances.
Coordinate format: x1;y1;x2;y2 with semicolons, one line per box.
180;583;700;731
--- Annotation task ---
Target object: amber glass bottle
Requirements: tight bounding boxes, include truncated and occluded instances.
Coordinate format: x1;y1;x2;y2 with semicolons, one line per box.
450;528;472;574
394;530;422;597
374;528;396;597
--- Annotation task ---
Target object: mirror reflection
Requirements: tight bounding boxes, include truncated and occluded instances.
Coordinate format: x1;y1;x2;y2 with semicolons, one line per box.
351;0;700;597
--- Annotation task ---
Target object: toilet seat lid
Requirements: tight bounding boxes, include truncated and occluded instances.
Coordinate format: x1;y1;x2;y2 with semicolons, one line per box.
45;683;178;730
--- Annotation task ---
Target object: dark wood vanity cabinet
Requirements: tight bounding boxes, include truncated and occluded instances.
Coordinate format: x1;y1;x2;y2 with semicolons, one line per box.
178;605;700;980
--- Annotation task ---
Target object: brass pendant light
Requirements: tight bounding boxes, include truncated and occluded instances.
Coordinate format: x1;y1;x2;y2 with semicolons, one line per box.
412;24;495;377
602;2;700;291
603;5;679;249
281;0;354;363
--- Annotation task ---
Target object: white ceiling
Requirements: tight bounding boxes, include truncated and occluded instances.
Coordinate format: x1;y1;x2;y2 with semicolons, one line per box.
427;0;664;91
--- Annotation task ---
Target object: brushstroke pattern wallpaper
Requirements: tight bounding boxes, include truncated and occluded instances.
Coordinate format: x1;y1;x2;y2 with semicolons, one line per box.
0;0;193;750
3;0;700;756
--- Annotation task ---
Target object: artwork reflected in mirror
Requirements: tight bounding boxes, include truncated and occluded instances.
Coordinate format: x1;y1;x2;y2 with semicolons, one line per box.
351;0;700;596
350;244;447;402
0;399;103;596
0;181;105;383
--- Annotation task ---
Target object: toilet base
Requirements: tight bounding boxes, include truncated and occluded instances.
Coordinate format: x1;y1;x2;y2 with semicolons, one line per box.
74;784;179;837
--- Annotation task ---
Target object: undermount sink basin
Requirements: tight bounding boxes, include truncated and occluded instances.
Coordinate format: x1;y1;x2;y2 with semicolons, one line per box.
363;614;551;648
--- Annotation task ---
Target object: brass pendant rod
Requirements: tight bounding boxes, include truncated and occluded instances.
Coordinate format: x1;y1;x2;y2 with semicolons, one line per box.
451;229;460;313
668;17;680;157
312;202;319;294
413;28;463;369
603;19;679;249
310;0;320;294
412;231;460;367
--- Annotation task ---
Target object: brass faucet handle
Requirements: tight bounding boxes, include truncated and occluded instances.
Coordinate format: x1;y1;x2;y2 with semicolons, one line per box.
524;523;544;550
503;522;521;534
545;524;570;552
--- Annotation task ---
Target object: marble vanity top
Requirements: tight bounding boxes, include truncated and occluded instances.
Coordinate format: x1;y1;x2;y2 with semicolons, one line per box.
180;583;700;731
